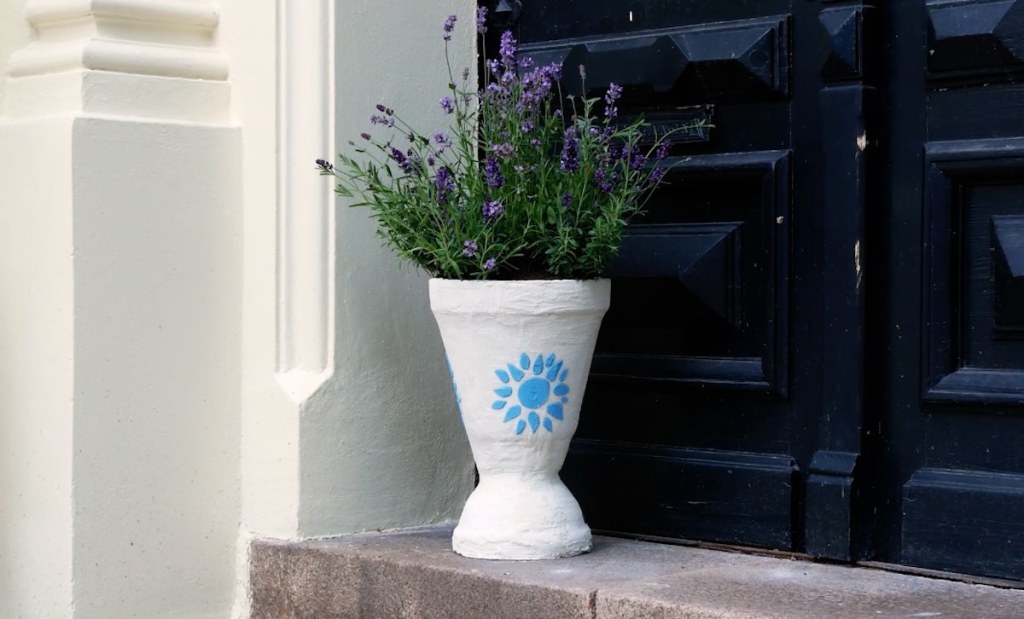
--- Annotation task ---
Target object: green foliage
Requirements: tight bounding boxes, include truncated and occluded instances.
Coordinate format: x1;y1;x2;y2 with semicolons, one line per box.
318;20;702;280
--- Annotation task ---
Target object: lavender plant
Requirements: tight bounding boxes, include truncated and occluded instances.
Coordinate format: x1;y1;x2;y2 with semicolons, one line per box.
317;10;693;280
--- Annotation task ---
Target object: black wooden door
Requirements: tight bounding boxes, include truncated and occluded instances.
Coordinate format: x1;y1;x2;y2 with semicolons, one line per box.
490;0;1024;581
874;0;1024;581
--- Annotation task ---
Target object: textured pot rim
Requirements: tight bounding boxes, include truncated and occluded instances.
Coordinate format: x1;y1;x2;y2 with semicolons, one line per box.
428;277;611;315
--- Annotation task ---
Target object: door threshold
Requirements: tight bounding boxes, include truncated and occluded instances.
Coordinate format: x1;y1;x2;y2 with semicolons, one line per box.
597;529;1024;591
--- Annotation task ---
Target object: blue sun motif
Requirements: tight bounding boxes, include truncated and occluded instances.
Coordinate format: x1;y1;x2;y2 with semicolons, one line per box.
444;355;461;408
492;352;570;435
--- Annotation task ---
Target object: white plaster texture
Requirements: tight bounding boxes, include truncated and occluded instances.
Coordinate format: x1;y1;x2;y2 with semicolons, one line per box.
297;0;478;537
0;117;76;619
69;118;242;619
2;0;483;615
0;0;29;114
429;279;611;560
228;0;476;613
0;2;241;617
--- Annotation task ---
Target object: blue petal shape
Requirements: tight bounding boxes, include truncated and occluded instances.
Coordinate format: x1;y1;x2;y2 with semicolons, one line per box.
507;363;525;381
543;418;553;432
494;386;513;397
533;354;544;375
516;420;526;435
546;360;563;381
528;411;540;432
495;369;510;383
553;384;569;397
504;405;522;422
492;400;507;410
560;369;569;382
545;353;555;367
520;353;530;370
547;402;564;419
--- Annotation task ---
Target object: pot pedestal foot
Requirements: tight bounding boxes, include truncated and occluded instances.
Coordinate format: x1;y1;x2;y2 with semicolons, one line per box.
452;474;592;560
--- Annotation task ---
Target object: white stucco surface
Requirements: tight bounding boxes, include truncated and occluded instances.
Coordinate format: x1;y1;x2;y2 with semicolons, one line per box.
1;2;241;617
0;0;28;114
308;0;478;535
2;0;480;616
233;0;476;544
70;117;242;619
0;118;76;619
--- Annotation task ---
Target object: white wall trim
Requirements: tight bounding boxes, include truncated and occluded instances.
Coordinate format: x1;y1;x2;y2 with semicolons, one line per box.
25;0;220;29
273;0;336;402
9;0;228;80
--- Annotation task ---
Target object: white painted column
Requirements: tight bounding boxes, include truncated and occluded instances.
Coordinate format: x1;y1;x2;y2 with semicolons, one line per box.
0;1;241;617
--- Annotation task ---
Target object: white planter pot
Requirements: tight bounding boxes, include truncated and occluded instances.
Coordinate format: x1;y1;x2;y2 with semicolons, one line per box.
429;278;611;560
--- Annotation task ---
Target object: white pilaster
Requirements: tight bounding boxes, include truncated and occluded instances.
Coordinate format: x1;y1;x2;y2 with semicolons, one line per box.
0;1;240;617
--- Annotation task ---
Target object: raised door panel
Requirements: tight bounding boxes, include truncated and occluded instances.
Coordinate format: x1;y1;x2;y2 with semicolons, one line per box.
880;0;1024;580
508;1;807;551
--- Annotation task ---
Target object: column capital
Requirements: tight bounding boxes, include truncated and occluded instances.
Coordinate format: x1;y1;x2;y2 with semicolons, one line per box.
5;0;229;122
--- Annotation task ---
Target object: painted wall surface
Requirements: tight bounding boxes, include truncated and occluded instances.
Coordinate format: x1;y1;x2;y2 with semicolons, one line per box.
0;0;28;114
1;0;478;616
69;117;242;619
232;0;476;547
301;0;477;536
0;118;76;619
1;2;241;617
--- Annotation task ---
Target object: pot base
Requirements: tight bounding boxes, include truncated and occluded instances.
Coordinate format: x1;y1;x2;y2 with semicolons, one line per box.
452;474;592;560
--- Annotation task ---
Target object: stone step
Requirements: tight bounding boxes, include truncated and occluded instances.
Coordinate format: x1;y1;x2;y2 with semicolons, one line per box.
250;525;1024;618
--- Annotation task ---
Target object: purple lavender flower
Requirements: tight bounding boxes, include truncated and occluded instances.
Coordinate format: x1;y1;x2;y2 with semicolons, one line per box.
315;158;334;171
650;167;668;183
434;166;454;204
605;82;623;118
484;258;497;271
443;15;457;41
370;114;394;127
518;63;560;113
439;96;455;114
656;140;672;160
390;147;417;174
482;198;504;221
432;132;452;156
605;82;623;106
484;156;504;189
499;31;517;71
427;155;436;167
629;145;646;171
595;167;620;193
520;120;535;133
560;127;580;173
492;143;515;159
476;7;488;34
463;239;478;257
360;132;371;141
562;193;573;207
374;103;394;115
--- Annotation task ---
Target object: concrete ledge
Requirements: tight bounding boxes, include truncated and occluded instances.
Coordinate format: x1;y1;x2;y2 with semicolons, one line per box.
250;525;1024;618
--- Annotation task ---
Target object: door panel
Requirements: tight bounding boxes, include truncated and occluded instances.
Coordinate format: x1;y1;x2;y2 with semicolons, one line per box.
489;0;1024;580
878;0;1024;580
508;0;818;553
